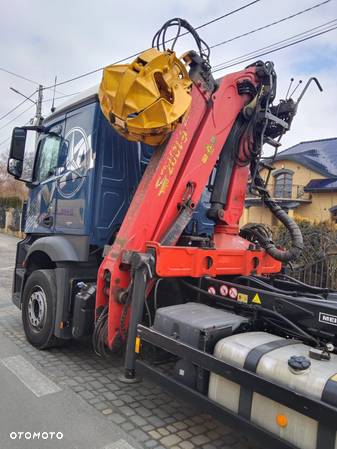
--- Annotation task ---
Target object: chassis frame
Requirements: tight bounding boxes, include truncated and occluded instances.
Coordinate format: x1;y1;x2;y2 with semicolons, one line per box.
121;251;337;449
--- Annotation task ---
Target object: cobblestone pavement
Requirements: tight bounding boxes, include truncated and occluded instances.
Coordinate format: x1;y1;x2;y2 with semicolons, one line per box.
0;234;257;449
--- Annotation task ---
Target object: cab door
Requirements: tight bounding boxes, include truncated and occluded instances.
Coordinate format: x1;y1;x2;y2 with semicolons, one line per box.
25;119;65;234
54;102;95;234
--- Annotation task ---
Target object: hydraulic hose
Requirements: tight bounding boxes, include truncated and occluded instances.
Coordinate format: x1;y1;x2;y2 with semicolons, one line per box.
244;164;303;263
261;195;303;262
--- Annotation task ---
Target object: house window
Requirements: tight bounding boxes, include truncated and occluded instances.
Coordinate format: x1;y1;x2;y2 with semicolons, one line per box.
274;170;293;198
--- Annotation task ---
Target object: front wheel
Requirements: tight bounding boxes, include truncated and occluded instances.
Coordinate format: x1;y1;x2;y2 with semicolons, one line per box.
22;269;65;349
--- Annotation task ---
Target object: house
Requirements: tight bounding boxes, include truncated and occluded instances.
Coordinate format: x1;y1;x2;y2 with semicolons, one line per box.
243;137;337;226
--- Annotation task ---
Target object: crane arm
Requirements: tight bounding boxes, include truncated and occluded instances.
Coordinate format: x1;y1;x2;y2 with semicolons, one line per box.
95;52;280;350
94;19;310;351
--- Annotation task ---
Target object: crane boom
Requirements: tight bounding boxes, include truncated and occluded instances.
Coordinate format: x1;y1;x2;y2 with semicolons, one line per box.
95;48;283;350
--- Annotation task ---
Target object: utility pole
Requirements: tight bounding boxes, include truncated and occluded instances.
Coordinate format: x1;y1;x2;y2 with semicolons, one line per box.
10;84;44;125
35;84;43;125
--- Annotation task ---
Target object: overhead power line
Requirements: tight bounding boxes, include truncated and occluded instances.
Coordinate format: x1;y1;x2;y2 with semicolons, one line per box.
0;83;78;126
0;67;39;85
212;19;337;72
0;67;74;99
0;0;331;100
0;0;333;131
0;3;260;139
0;104;35;132
181;0;261;32
0;118;32;149
42;0;262;90
42;0;331;91
0;90;37;122
0;90;81;147
9;87;37;104
213;19;337;68
209;0;331;50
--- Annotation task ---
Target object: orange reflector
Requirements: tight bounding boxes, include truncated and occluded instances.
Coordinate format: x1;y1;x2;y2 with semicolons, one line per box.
135;336;141;354
276;414;288;428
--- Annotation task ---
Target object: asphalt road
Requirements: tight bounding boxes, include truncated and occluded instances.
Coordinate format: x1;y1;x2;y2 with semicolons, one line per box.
0;233;255;449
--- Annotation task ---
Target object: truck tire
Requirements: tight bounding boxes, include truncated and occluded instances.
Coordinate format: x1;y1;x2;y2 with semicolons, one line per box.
22;269;65;349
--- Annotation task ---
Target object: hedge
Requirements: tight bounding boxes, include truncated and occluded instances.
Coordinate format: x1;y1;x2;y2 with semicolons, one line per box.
0;197;22;210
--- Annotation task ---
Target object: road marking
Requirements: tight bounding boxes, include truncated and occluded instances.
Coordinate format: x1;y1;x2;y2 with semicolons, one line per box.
1;355;61;397
0;266;14;271
103;439;137;449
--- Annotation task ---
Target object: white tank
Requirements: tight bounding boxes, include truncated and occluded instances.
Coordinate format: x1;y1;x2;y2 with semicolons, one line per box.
208;331;337;449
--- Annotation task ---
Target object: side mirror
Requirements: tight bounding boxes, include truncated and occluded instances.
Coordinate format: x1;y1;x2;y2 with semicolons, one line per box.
7;127;27;178
7;158;23;178
10;127;27;160
7;126;45;182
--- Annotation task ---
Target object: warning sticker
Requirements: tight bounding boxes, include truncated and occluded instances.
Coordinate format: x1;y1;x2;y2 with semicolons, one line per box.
252;293;262;305
237;293;248;303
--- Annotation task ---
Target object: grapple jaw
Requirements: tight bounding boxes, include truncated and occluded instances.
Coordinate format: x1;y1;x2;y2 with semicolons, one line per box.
99;48;192;146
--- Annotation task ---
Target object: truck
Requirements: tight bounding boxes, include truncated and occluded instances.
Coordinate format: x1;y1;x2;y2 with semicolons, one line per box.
7;18;337;449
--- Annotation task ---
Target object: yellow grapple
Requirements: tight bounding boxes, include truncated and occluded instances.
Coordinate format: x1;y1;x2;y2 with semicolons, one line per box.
99;48;192;146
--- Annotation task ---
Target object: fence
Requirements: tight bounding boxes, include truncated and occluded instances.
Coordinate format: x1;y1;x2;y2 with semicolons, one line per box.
286;253;337;290
246;184;312;202
0;206;23;237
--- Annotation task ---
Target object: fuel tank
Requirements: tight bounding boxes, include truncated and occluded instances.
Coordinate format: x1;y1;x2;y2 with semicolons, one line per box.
208;331;337;449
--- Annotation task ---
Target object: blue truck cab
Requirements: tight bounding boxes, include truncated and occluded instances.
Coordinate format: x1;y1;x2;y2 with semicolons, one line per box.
7;87;213;348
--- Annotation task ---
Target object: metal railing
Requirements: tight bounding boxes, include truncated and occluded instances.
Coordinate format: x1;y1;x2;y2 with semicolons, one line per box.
246;184;311;201
286;253;337;289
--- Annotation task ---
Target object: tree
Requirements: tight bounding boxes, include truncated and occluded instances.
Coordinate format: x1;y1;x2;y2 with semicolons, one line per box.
0;151;27;200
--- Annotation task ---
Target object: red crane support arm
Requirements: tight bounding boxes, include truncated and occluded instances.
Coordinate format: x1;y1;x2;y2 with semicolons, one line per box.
95;64;278;350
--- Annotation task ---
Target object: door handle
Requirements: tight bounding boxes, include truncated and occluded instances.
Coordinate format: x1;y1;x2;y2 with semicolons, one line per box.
42;215;53;228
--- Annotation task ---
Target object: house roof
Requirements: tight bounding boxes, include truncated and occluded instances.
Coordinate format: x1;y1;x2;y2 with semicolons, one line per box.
305;178;337;192
274;137;337;177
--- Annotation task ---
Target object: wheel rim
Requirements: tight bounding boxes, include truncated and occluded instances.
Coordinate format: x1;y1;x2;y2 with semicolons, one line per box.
27;286;47;331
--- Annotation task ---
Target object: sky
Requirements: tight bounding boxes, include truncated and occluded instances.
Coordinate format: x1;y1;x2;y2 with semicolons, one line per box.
0;0;336;157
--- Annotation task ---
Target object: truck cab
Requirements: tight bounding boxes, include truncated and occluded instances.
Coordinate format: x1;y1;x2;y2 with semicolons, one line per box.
7;87;213;348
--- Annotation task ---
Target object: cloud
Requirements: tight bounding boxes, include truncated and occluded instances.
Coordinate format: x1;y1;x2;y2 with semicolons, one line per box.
0;0;336;156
